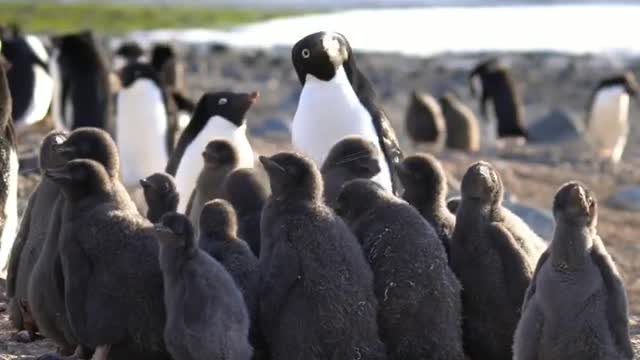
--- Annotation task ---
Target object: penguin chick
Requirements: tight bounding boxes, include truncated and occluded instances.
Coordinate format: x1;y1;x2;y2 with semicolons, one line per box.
321;136;381;209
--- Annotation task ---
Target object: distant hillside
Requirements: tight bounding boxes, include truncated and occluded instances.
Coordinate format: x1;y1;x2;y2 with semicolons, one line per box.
42;0;640;9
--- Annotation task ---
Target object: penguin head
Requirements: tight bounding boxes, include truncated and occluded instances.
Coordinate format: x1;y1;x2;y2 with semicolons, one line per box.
460;161;504;205
140;172;179;213
45;159;112;201
39;131;68;171
114;41;144;64
469;58;502;97
154;212;196;251
52;127;120;178
335;178;388;223
51;30;99;64
119;62;160;89
322;136;381;180
553;182;597;228
223;168;269;214
192;91;259;128
259;152;322;202
292;31;352;84
202;139;239;168
151;44;175;74
199;199;238;239
396;154;448;205
596;72;640;99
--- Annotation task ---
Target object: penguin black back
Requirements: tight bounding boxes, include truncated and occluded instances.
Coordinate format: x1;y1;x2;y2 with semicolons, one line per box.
397;154;455;258
258;151;386;360
51;31;112;132
336;179;464;360
404;90;446;145
155;212;253;360
469;58;527;139
222;168;269;257
321;136;381;209
140;172;178;223
0;54;16;146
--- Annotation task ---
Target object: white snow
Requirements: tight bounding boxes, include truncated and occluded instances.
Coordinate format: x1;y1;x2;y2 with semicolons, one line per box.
127;5;640;56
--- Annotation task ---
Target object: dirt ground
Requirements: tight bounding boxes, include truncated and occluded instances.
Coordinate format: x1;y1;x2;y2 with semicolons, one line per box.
2;47;640;357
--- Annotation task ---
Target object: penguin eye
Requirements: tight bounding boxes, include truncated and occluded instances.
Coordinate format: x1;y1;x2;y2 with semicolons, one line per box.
301;48;311;59
218;98;228;105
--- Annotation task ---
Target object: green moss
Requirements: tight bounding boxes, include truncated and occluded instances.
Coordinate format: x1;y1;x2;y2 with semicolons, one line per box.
0;3;298;34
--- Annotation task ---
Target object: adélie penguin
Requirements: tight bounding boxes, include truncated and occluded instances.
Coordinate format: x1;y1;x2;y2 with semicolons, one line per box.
116;61;176;188
513;182;633;360
166;91;257;212
0;28;53;130
585;72;640;164
291;31;403;193
0;55;19;280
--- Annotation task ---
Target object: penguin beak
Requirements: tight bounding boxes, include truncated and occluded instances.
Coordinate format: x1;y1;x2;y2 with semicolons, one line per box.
259;156;285;176
248;91;260;104
139;178;150;189
153;223;174;241
44;166;72;181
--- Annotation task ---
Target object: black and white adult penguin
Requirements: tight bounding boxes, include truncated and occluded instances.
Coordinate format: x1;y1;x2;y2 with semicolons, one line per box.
0;27;53;130
50;31;113;134
116;61;176;188
586;72;640;164
469;58;528;140
291;31;403;193
0;55;18;280
166;91;257;212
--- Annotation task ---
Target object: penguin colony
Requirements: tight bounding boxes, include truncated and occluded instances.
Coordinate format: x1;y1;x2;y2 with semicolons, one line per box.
0;29;634;360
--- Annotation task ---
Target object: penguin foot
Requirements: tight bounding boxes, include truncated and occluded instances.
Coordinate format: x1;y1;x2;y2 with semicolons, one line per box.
90;345;111;360
13;329;38;343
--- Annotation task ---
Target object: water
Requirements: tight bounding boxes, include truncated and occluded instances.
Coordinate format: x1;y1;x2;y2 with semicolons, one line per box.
128;4;640;56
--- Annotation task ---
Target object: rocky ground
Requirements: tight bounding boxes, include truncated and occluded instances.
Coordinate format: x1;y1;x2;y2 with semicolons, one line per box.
2;46;640;358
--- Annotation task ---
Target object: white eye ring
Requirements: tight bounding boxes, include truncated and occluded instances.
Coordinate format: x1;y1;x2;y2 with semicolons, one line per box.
218;98;228;105
301;48;310;58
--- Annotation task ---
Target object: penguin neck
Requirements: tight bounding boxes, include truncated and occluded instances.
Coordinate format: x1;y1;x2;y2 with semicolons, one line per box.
550;221;594;271
404;188;446;216
305;65;352;88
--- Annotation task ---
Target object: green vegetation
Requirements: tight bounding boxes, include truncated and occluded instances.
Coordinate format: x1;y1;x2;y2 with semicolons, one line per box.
0;2;298;34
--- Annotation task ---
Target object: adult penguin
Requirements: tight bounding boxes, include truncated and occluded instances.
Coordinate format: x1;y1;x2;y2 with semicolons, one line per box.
116;61;177;188
0;55;19;280
0;27;53;130
291;31;403;193
150;43;194;128
585;72;640;164
166;91;257;212
50;31;113;134
470;58;527;140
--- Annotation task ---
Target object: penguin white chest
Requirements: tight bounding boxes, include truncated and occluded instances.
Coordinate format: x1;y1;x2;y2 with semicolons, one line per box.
0;149;19;279
292;66;392;191
116;79;169;188
174;117;254;212
17;36;54;128
587;86;630;163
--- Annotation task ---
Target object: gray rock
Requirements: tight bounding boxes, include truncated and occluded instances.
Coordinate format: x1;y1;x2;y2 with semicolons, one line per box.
504;201;555;243
607;186;640;212
527;109;583;144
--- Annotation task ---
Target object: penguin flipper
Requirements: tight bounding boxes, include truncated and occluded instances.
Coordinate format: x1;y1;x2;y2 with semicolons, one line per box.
371;109;403;192
590;236;634;358
6;186;38;297
171;91;196;113
165;134;189;176
488;222;533;307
